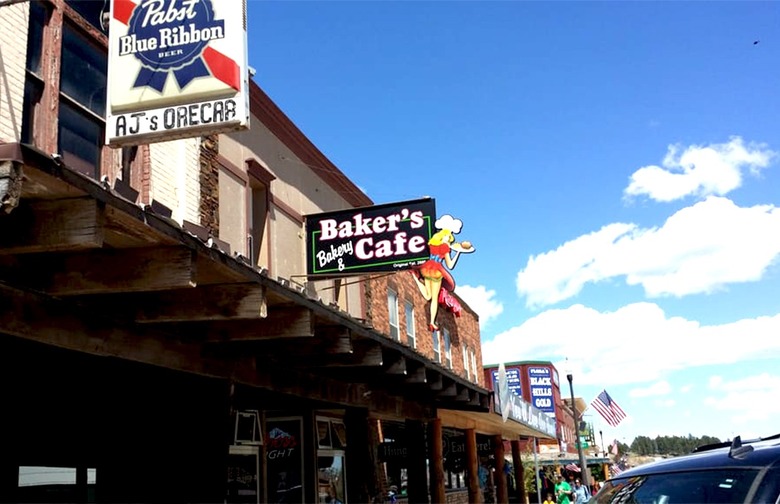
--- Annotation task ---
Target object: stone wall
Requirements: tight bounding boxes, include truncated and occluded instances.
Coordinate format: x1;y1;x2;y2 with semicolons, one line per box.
199;134;220;235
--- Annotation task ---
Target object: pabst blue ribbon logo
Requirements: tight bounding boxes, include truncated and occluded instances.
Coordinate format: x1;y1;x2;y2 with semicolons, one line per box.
117;0;232;92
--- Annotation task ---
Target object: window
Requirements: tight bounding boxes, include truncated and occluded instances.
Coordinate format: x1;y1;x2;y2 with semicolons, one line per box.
443;329;452;369
471;349;478;383
594;470;760;504
247;158;276;268
18;466;96;501
404;301;415;348
250;184;268;266
22;0;46;145
65;0;108;32
432;330;441;364
463;345;470;380
58;22;106;177
388;289;399;340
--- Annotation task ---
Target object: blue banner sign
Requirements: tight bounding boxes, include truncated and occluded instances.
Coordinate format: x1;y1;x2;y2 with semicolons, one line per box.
492;367;522;398
528;366;556;414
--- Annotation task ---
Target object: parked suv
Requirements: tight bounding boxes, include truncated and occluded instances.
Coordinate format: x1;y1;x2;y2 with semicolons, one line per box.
593;435;780;503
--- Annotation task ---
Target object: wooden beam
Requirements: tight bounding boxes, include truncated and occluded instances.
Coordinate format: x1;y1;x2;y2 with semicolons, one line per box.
382;350;407;375
0;281;233;378
250;326;352;358
5;246;196;295
455;386;472;402
0;281;428;417
430;418;446;504
438;380;457;398
77;283;267;323
317;326;353;354
466;428;480;504
324;340;383;368
204;307;314;342
0;197;104;254
405;363;427;384
426;370;443;390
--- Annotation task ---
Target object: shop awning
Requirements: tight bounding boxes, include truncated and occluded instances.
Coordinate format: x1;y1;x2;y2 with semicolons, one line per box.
0;142;492;419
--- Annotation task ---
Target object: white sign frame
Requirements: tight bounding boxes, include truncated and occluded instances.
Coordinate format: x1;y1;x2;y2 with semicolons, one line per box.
106;0;250;146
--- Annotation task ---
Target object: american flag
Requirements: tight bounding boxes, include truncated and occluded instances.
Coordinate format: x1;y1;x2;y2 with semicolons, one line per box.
591;389;627;427
610;465;623;477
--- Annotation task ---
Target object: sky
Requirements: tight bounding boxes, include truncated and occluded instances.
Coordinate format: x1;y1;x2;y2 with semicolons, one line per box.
247;1;780;445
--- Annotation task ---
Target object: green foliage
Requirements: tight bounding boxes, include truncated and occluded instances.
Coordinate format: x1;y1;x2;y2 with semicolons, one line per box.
519;445;560;494
628;435;722;456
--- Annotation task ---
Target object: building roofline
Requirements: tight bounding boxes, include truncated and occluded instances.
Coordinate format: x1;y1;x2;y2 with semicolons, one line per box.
248;80;373;209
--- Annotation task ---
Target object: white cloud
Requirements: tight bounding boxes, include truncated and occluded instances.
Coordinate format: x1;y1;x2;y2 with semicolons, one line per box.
630;381;671;398
703;373;780;434
624;137;775;202
481;302;780;388
517;197;780;308
456;284;504;327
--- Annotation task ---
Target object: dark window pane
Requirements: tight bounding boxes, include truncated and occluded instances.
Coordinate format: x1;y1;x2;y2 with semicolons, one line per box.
596;470;759;504
65;0;107;32
25;0;47;74
61;23;106;116
21;78;43;145
58;99;102;178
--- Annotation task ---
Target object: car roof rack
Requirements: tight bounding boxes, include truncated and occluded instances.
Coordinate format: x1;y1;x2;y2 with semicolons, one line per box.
692;433;780;454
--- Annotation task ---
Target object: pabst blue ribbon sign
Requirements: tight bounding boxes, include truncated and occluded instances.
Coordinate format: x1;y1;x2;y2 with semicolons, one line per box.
107;0;249;145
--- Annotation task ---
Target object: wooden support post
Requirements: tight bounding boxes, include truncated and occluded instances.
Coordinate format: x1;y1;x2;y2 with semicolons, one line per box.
512;440;527;504
429;418;445;504
494;435;508;504
406;420;429;504
466;428;481;504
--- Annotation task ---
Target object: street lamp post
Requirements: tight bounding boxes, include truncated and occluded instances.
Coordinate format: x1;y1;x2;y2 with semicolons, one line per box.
600;430;605;458
567;372;590;487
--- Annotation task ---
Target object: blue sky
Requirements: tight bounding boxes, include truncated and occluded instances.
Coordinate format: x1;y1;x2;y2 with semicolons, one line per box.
247;1;780;445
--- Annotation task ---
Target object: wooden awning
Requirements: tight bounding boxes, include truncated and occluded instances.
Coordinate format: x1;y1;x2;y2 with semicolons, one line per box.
0;143;490;419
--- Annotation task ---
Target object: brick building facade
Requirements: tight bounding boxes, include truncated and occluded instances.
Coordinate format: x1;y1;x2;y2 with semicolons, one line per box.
367;269;483;387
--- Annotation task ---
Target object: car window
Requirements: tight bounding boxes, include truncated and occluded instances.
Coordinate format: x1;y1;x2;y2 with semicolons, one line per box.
593;469;761;504
751;467;780;504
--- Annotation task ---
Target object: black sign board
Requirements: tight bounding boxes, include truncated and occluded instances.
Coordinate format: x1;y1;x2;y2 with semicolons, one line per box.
305;198;436;276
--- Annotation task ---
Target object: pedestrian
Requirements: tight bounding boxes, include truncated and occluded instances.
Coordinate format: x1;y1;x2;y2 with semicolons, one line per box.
555;474;572;504
543;492;556;504
573;478;591;503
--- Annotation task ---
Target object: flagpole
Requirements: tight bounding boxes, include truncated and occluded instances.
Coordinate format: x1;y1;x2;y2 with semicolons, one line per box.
534;437;542;504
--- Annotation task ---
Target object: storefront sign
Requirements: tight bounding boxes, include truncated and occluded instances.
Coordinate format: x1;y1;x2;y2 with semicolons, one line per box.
106;0;249;145
378;441;407;462
492;367;522;397
305;198;435;276
443;435;494;457
495;389;557;438
528;366;556;414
